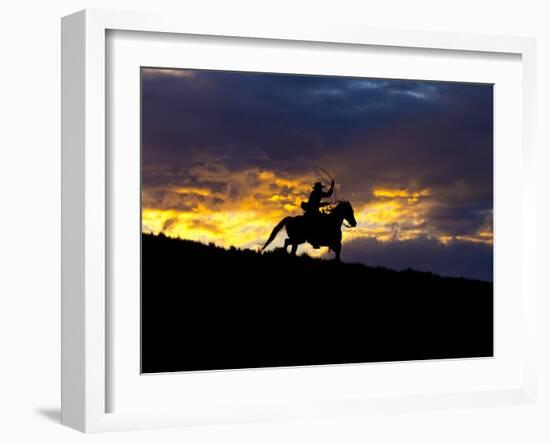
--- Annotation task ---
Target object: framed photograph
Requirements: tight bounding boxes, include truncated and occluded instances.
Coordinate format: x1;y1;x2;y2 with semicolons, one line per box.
140;67;496;374
61;9;537;433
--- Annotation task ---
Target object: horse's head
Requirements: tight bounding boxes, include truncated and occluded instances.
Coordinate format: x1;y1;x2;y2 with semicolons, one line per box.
336;201;357;227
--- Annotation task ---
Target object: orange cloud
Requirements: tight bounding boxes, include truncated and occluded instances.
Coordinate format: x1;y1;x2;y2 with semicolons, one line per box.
346;187;432;242
142;167;314;252
142;171;493;253
372;187;430;201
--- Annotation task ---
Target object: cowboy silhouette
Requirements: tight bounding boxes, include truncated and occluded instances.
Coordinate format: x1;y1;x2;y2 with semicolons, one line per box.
299;180;335;248
301;180;335;216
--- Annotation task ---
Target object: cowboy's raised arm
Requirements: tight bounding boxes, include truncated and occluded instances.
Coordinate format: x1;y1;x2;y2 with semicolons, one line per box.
322;180;335;198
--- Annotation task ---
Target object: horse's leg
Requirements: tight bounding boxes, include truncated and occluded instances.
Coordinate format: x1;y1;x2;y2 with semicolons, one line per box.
290;244;298;256
284;238;292;253
333;242;341;262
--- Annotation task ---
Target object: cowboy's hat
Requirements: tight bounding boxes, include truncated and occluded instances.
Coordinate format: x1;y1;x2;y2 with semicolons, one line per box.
313;181;324;190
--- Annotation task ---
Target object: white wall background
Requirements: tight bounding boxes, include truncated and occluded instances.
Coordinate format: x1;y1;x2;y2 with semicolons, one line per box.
0;1;548;440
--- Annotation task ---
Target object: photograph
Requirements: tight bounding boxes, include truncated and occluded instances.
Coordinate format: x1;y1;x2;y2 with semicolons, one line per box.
140;67;494;373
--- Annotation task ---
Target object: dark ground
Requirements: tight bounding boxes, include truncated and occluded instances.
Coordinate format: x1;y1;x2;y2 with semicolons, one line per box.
141;233;493;373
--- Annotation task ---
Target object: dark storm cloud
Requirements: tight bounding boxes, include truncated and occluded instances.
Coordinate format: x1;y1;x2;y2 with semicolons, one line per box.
342;236;493;282
142;69;492;173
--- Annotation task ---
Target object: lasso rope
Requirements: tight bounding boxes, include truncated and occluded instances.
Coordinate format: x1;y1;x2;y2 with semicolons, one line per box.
314;167;355;228
314;166;337;203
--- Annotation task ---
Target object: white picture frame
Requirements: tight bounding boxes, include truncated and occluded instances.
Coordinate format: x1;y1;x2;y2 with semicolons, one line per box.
61;9;537;433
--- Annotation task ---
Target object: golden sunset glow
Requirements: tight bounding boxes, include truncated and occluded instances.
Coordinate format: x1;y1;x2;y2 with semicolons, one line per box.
142;167;314;251
372;188;430;202
142;167;492;254
438;234;492;246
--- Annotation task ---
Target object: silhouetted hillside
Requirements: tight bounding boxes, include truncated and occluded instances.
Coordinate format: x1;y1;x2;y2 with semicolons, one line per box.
141;233;493;373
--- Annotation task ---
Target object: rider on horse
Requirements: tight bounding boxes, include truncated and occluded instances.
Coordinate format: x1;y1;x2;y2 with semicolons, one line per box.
262;174;356;260
301;180;335;216
300;180;335;248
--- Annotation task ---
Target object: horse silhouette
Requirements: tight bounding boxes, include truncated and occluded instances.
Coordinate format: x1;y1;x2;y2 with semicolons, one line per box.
261;200;357;261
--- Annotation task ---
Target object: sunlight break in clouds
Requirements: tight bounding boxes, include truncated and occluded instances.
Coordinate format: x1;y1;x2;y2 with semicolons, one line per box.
142;165;314;251
142;163;492;255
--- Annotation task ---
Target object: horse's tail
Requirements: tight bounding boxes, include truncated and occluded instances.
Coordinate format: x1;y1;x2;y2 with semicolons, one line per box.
261;217;291;251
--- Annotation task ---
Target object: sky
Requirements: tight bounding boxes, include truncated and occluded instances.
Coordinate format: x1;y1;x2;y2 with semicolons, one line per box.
141;67;493;281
